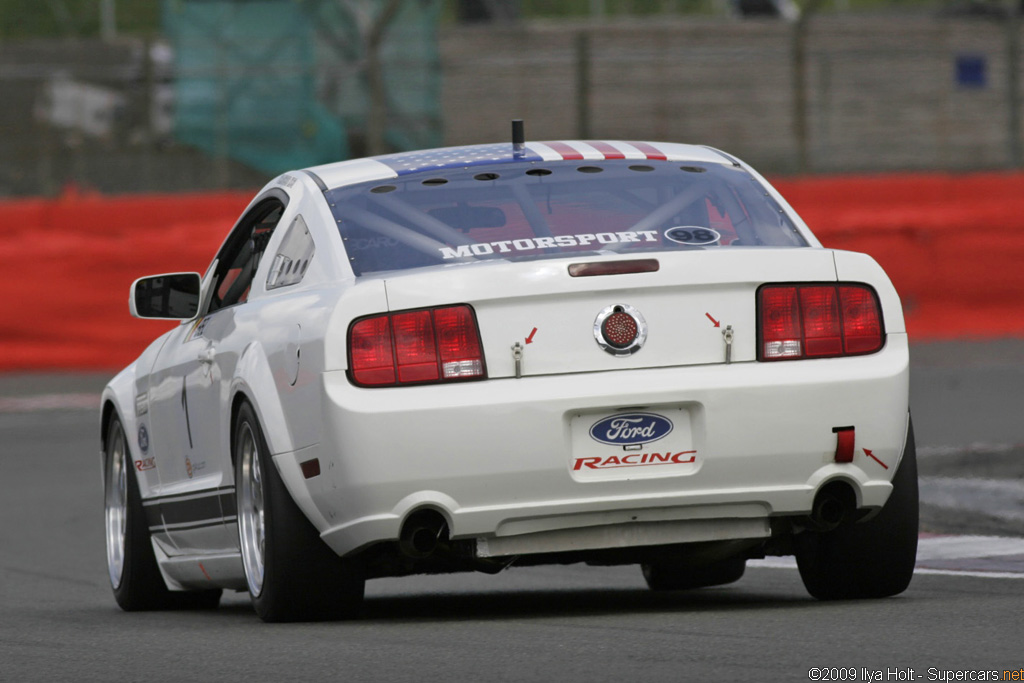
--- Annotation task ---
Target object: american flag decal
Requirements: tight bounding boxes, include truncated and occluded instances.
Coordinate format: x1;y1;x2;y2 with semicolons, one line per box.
375;143;541;175
374;141;672;175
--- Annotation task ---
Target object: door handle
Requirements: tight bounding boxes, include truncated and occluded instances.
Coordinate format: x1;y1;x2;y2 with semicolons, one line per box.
197;348;215;365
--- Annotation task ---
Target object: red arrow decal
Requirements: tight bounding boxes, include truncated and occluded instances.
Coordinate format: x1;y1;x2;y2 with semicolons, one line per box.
863;448;889;470
705;313;721;328
525;327;538;344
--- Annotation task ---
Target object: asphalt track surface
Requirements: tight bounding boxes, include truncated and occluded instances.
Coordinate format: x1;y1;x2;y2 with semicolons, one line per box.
2;341;1023;682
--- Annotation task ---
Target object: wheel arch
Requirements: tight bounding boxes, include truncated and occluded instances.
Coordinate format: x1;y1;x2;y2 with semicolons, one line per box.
100;398;119;455
100;366;139;472
229;391;252;470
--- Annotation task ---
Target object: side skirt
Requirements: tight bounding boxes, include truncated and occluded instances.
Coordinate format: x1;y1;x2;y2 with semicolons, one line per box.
143;486;247;590
151;539;247;591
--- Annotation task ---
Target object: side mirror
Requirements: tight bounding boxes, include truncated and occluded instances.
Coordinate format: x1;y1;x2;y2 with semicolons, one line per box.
130;272;202;320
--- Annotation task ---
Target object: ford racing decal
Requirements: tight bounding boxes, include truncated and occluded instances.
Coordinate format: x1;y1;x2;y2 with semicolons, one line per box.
137;424;149;454
574;450;696;470
589;412;673;447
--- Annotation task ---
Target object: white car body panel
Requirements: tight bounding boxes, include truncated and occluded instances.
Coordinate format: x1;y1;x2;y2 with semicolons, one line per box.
314;334;908;557
101;140;911;592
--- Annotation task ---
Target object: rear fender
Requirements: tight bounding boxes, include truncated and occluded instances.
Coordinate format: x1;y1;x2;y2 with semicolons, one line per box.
231;341;331;533
231;341;292;458
832;249;906;336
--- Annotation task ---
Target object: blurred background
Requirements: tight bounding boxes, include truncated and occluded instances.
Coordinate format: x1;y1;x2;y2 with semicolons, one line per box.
2;0;1024;370
3;0;1024;194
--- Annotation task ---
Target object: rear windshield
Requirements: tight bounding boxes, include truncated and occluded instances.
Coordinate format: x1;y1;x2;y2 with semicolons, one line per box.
326;159;808;276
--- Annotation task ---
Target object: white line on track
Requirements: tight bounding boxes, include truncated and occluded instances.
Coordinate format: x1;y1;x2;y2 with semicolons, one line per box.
750;535;1024;579
0;393;101;412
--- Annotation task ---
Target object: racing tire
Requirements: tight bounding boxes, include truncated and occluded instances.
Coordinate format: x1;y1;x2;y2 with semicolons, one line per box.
641;557;746;591
234;402;365;622
104;415;222;611
794;418;919;601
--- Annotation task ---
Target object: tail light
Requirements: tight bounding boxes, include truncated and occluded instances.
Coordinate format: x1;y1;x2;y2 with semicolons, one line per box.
349;305;486;387
758;283;883;361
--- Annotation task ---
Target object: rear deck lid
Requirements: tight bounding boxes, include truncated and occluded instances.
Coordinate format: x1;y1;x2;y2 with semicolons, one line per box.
380;248;837;378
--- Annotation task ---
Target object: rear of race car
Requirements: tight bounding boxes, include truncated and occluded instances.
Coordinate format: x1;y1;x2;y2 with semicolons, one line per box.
292;143;914;599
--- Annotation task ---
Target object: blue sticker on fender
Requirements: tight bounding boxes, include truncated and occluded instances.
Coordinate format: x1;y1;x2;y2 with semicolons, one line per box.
589;412;673;446
138;424;149;454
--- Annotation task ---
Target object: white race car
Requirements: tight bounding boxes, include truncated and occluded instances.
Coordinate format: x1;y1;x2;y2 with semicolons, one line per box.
101;135;916;622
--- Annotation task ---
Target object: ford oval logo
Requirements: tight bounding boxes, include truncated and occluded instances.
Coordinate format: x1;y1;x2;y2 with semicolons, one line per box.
589;413;673;446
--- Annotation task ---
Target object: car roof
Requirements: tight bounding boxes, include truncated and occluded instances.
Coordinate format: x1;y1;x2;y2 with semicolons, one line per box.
304;141;736;192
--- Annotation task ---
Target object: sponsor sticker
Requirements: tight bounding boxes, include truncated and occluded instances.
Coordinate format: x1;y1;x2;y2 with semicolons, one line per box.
135;392;148;417
438;230;660;260
135;457;156;472
589;412;673;447
573;450;697;471
137;424;149;454
664;226;720;246
347;236;399;251
185;458;206;479
185;316;209;343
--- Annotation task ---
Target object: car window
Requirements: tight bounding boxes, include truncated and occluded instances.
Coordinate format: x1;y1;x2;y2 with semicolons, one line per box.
266;214;315;290
207;198;286;313
325;160;807;277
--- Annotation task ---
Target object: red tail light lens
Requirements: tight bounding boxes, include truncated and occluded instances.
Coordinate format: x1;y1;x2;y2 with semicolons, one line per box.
839;285;883;354
800;286;842;357
393;310;439;383
433;305;485;379
760;286;802;359
348;305;486;387
758;283;884;361
349;316;395;385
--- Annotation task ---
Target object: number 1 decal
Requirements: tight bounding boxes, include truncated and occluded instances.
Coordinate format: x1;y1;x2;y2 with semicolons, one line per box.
181;377;194;450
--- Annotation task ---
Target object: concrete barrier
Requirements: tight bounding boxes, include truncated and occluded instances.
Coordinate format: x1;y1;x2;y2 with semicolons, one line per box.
1;174;1022;371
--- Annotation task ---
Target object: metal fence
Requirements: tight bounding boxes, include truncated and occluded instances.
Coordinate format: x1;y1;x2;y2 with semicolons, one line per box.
441;13;1024;174
0;0;442;197
2;10;1023;197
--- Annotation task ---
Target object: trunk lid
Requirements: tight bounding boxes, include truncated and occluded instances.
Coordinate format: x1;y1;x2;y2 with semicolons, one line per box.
381;248;837;379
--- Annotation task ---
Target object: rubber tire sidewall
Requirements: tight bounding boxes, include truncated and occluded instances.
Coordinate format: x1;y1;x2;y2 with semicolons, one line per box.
106;415;221;611
234;402;364;622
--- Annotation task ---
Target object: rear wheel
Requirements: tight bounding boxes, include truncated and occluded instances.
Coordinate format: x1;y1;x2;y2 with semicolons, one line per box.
235;402;364;622
104;415;221;611
794;418;919;600
642;557;746;591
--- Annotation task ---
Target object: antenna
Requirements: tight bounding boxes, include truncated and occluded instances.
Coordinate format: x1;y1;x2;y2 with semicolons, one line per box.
512;119;525;158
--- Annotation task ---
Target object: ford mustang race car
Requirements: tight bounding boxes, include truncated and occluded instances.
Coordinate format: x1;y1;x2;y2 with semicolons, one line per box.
101;134;917;622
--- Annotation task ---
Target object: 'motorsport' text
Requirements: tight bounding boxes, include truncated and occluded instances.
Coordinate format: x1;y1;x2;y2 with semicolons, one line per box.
573;451;697;471
440;231;660;259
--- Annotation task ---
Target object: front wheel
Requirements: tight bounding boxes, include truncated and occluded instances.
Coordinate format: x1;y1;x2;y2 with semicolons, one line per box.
794;418;919;600
104;415;221;611
235;402;364;622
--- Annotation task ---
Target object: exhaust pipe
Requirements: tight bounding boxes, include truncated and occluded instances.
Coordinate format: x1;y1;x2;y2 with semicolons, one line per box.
808;483;856;532
397;508;516;575
399;510;448;559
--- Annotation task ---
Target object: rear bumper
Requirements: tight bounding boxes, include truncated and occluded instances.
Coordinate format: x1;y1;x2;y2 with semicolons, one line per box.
280;333;909;558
